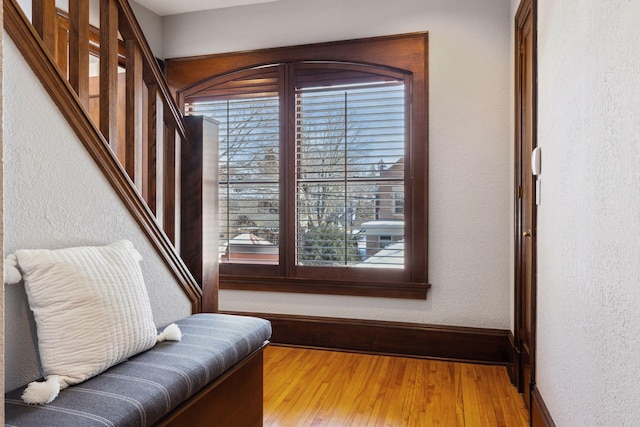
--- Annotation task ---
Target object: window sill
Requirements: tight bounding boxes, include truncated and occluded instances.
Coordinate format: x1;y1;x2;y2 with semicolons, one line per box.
220;275;430;300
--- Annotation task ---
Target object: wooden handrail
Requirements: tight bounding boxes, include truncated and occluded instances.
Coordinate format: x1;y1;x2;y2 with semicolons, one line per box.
4;0;205;312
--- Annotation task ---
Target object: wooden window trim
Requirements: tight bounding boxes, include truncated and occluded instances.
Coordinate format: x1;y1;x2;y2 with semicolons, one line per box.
167;33;430;299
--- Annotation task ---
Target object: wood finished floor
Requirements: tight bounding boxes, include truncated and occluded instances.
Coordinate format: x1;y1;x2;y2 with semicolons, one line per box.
264;346;529;427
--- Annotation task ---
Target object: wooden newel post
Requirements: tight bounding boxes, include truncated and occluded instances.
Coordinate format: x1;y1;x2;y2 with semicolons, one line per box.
181;116;220;313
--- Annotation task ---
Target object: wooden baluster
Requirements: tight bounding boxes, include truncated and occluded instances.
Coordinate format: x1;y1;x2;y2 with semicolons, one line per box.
155;96;165;227
149;88;165;226
99;0;119;153
68;0;90;108
125;40;143;189
174;132;182;252
163;122;177;245
142;82;150;204
32;0;56;55
146;83;158;214
55;14;69;74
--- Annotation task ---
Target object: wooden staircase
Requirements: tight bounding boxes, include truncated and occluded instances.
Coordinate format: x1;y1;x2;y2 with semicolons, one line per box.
4;0;218;312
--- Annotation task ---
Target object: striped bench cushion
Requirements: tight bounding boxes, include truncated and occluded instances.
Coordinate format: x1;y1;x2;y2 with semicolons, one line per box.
5;313;272;427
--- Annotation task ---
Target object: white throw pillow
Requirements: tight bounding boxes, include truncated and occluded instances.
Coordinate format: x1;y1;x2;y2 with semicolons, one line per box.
14;240;158;403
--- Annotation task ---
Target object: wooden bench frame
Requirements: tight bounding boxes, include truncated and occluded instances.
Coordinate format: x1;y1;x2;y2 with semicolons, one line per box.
156;344;267;427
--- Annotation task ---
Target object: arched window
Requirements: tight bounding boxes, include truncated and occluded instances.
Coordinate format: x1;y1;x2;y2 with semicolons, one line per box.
171;33;429;299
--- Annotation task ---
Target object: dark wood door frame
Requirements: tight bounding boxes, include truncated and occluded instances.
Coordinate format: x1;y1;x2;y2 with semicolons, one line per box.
513;0;538;408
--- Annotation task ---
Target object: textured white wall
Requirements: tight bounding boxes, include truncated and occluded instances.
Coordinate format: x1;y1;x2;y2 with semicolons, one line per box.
536;0;640;424
163;0;512;328
130;1;163;59
2;34;191;391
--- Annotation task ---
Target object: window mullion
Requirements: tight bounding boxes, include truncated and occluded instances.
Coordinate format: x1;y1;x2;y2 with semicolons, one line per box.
343;91;348;266
225;99;231;259
281;63;296;277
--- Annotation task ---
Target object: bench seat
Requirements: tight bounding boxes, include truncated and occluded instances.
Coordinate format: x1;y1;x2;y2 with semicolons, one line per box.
5;313;272;427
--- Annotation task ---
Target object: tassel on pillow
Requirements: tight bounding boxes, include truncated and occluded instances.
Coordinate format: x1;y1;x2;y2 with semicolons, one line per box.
4;254;23;285
21;375;72;405
156;323;182;343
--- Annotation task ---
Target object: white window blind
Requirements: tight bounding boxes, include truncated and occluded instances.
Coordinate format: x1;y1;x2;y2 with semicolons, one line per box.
186;96;280;265
295;81;406;268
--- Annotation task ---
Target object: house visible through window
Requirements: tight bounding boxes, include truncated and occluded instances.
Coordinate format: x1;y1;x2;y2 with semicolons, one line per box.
178;33;429;298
